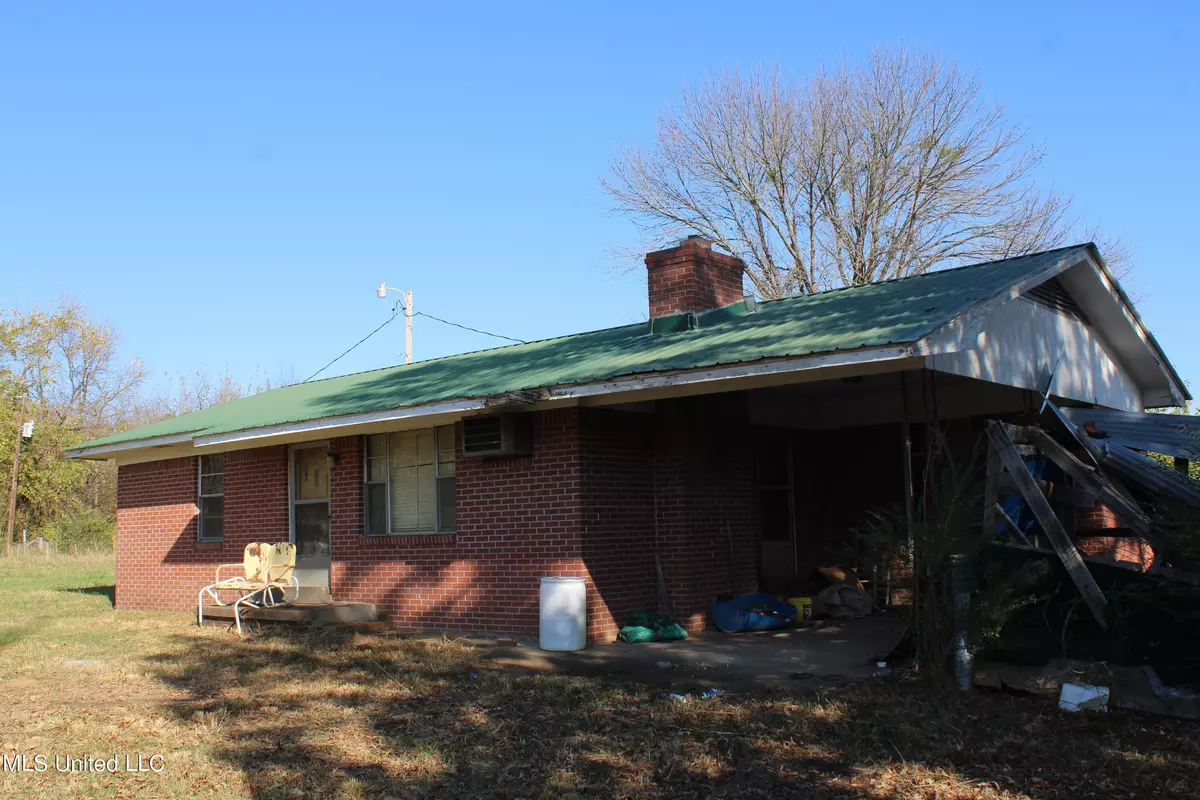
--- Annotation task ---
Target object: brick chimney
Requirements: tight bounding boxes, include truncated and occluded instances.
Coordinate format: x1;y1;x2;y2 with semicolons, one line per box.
645;236;746;319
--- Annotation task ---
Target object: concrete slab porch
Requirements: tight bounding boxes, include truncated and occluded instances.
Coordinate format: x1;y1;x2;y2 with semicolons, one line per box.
200;601;377;624
474;615;909;691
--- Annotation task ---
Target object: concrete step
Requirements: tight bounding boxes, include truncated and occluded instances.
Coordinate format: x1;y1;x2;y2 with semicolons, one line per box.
296;585;332;604
201;601;376;624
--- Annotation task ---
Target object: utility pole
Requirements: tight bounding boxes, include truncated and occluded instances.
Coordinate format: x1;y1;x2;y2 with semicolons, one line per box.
404;290;413;365
6;395;27;558
376;282;413;365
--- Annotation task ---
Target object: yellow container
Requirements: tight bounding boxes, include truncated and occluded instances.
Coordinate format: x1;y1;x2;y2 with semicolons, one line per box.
789;596;813;621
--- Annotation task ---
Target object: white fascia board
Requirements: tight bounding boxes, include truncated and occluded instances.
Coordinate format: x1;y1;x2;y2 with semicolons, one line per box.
1083;257;1189;407
65;431;200;460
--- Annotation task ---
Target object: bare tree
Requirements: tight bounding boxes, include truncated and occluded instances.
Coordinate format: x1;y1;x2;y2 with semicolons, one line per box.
155;365;252;416
604;48;1118;298
152;361;299;418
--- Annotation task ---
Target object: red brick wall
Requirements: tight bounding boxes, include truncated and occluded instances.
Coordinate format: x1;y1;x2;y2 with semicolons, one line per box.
1076;535;1156;571
115;457;204;611
645;238;745;319
644;394;758;632
225;446;290;545
1076;502;1122;531
114;446;289;611
579;408;658;640
115;399;762;641
329;408;594;638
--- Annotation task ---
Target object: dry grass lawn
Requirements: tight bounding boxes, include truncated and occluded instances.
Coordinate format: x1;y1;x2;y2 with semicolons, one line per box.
1;552;1197;799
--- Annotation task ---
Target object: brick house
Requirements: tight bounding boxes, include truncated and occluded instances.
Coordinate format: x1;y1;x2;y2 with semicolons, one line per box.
69;240;1187;641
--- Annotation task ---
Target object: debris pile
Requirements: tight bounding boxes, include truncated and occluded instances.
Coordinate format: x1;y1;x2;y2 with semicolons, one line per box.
984;402;1200;631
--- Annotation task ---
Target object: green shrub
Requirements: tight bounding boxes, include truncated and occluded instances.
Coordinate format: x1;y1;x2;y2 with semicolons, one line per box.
39;508;114;553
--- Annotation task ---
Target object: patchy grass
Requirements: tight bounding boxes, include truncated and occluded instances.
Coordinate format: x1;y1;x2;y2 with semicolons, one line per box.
1;554;1198;798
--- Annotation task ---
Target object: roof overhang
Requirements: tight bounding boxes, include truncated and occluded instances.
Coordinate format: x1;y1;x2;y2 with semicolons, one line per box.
1056;247;1189;407
65;431;203;461
915;244;1188;409
68;344;922;464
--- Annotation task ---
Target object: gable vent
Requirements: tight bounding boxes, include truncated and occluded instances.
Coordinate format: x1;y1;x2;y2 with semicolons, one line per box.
462;413;533;457
1025;277;1086;322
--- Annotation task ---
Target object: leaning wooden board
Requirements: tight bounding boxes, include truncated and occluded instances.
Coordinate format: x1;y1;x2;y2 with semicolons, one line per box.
985;420;1108;630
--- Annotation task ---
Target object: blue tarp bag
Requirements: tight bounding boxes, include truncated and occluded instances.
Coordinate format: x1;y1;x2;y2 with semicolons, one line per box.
710;593;796;633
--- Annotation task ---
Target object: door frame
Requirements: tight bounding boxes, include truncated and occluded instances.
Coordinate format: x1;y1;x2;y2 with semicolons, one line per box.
288;441;331;590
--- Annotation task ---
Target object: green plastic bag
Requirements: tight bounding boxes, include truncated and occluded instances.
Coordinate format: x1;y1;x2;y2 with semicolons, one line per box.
618;625;656;643
655;621;688;641
628;611;654;628
617;611;689;643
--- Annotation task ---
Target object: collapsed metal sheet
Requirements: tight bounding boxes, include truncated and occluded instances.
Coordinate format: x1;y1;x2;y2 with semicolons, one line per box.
1060;407;1200;461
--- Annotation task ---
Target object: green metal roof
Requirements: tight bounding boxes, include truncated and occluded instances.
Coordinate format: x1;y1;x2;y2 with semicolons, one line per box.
76;246;1089;452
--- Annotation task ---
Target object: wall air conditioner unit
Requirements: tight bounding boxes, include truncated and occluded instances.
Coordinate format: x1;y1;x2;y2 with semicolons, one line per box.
461;413;533;457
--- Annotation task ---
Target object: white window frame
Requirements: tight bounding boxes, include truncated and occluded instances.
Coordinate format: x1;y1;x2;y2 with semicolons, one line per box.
363;435;390;536
363;426;455;536
197;453;225;542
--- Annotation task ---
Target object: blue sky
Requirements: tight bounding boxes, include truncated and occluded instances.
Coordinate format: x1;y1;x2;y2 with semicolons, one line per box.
2;2;1197;398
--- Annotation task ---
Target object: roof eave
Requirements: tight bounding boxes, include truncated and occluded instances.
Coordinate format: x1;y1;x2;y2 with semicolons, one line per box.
71;344;921;462
65;431;203;461
914;243;1189;408
1081;243;1190;406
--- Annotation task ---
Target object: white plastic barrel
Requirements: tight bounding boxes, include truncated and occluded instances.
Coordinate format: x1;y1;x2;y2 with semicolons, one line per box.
539;576;587;651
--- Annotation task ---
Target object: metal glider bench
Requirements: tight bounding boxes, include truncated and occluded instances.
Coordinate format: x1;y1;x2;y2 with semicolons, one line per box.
198;542;299;634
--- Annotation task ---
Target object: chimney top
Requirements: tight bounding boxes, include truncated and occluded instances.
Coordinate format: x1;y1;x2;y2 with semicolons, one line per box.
645;237;746;320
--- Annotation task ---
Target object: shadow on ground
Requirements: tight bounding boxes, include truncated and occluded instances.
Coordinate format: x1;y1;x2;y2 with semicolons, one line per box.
137;623;1200;799
0;625;30;649
62;585;116;606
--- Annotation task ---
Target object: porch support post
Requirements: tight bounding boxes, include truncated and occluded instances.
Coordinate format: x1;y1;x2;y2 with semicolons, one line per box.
900;372;916;609
951;553;974;691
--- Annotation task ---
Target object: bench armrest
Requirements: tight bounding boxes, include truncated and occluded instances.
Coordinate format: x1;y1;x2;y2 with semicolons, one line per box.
264;564;295;583
214;563;248;582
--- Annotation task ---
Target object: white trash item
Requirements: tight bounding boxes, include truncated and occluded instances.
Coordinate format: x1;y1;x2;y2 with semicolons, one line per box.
539;577;587;651
1059;682;1110;712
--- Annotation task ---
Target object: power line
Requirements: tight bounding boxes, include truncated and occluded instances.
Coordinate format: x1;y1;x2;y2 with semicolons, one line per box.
304;308;525;382
304;311;400;382
414;311;526;344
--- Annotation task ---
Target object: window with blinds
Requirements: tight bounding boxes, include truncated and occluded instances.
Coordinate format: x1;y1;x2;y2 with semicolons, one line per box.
363;425;456;535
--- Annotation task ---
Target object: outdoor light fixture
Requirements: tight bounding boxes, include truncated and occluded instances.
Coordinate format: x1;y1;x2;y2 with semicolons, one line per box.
376;281;388;299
